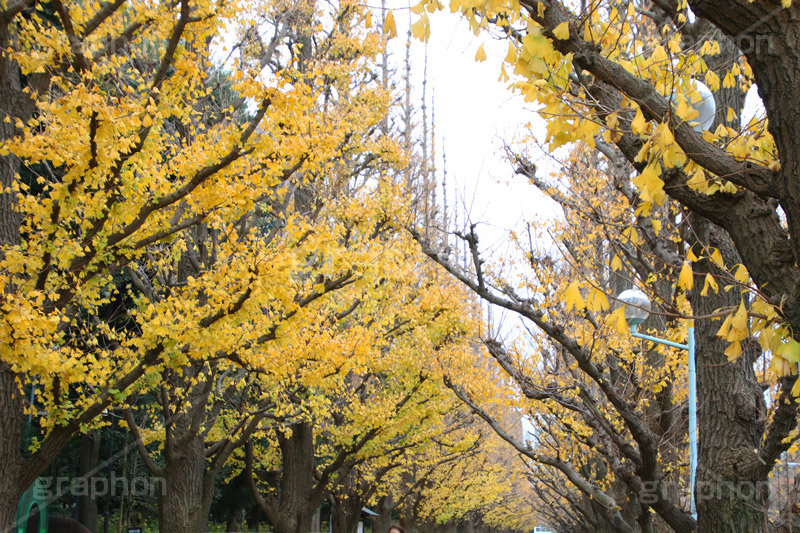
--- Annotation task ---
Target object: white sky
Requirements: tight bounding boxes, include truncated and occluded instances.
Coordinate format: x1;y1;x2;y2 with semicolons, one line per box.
383;6;768;250
382;6;568;344
384;6;562;254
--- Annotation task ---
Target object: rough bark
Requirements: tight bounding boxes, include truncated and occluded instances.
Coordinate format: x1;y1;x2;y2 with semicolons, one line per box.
0;15;21;251
689;214;768;532
330;492;365;533
0;363;24;532
158;429;209;533
272;422;318;533
370;496;394;533
76;431;101;531
687;0;800;269
246;421;322;533
0;13;27;532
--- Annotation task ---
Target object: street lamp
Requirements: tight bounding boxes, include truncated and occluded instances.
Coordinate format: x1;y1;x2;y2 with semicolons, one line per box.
691;80;716;133
618;289;698;520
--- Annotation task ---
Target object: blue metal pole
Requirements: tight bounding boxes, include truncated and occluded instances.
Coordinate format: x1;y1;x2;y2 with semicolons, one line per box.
631;329;689;351
630;324;697;521
688;326;697;520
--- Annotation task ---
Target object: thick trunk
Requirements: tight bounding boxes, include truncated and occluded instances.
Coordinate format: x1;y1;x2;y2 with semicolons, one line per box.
274;509;314;533
158;431;209;533
0;363;24;532
370;496;394;533
77;431;101;531
225;511;239;532
1;14;57;532
689;215;768;532
330;495;364;533
686;1;800;326
153;367;231;533
271;422;318;533
0;16;25;533
0;18;21;251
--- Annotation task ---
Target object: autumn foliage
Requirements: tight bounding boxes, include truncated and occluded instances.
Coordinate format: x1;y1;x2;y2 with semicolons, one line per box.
0;0;531;531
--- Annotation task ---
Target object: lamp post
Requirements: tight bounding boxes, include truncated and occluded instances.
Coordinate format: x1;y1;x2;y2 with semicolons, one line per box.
691;80;716;133
618;289;697;520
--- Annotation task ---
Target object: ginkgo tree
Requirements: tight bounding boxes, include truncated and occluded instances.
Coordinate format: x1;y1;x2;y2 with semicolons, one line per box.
415;129;784;531
396;0;800;529
231;240;487;532
0;0;401;528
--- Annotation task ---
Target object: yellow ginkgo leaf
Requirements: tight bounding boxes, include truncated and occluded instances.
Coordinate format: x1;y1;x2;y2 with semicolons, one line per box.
730;300;748;333
504;41;517;63
759;326;776;353
365;10;372;28
701;273;718;296
609;307;629;336
384;10;397;38
410;12;430;41
777;339;800;363
716;315;732;339
552;21;570;40
651;218;662;235
588;289;609;312
710;247;724;268
770;355;795;376
631;107;647;135
734;264;749;284
725;341;742;361
678;261;693;291
565;280;585;312
475;43;487;62
623;226;641;245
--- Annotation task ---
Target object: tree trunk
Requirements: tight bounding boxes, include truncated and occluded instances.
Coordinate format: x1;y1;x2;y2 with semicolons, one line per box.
689;214;768;532
271;422;318;533
0;19;21;251
0;362;24;531
225;511;240;532
370;496;393;533
77;430;101;531
151;365;235;533
158;430;209;533
1;14;54;532
0;15;25;533
330;494;363;533
685;0;800;328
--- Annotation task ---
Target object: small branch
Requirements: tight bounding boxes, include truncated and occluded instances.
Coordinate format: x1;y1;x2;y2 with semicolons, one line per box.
123;408;164;477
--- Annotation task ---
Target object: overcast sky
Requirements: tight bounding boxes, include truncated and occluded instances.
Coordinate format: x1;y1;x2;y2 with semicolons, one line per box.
384;6;562;254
